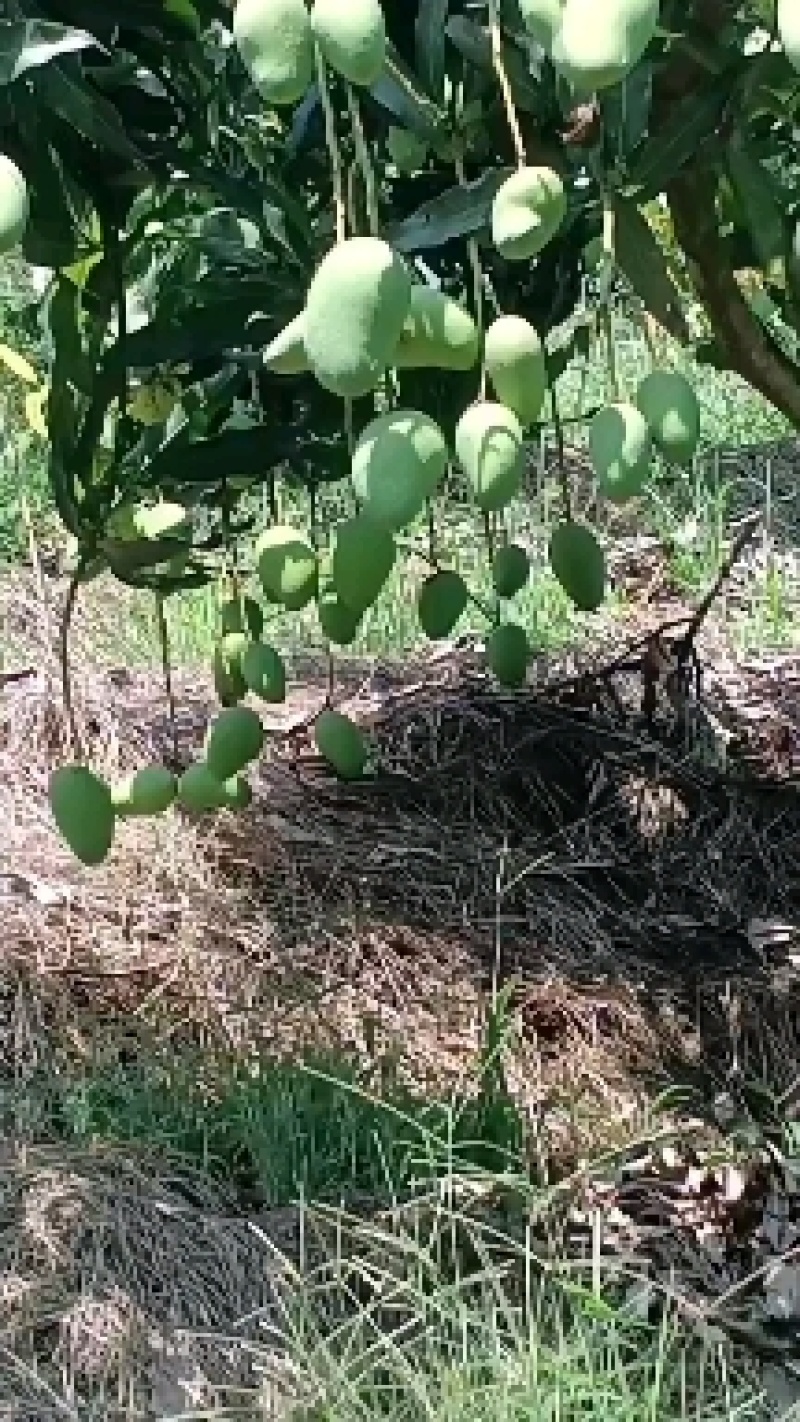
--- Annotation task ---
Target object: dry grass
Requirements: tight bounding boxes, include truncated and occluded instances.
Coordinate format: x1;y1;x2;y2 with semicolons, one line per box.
1;566;799;1416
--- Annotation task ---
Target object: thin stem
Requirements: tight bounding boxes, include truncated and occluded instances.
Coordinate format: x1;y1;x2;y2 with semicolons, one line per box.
488;0;527;167
601;194;621;401
548;377;573;523
59;569;83;760
346;84;380;237
455;149;487;400
314;45;347;243
155;592;180;769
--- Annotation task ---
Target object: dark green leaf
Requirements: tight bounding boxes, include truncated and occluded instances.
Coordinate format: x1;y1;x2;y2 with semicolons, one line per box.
725;133;786;274
612;197;690;342
140;424;323;491
625;80;730;199
104;281;287;371
415;0;449;100
445;16;541;114
546;316;593;384
0;20;100;85
104;535;191;576
34;64;142;162
602;62;653;162
371;43;445;139
387;167;513;252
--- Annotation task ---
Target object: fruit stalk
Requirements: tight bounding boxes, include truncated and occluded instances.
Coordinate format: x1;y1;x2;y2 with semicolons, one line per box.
488;0;527;168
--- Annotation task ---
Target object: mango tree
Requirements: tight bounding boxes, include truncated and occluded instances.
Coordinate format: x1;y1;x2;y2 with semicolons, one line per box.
0;0;795;863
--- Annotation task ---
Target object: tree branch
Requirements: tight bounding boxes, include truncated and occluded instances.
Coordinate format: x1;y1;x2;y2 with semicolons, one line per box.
667;165;800;427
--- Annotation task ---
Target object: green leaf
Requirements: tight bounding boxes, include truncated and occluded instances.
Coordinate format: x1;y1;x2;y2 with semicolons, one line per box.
387;167;513;252
612;197;690;342
602;62;653;162
546;316;593;384
370;42;445;139
104;535;191;576
34;63;142;162
105;281;287;371
0;20;100;85
725;133;786;277
625;80;730;200
139;424;324;491
445;16;542;114
415;0;449;100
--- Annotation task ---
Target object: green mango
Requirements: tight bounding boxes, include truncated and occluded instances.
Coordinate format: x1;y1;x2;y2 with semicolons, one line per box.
589;401;652;502
0;155;28;254
393;287;480;371
310;0;386;87
315;709;368;780
50;765;115;866
351;408;448;530
417;571;469;640
205;706;265;781
332;516;396;614
304;237;411;397
492;166;566;262
549;522;606;611
492;544;530;599
636;370;701;466
484;315;547;427
455;401;525;512
487;623;530;688
256;524;318;610
233;0;314;105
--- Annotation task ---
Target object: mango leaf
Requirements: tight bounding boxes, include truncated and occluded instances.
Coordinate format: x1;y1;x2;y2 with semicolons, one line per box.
624;80;730;200
104;535;191;576
0;344;38;385
602;62;653;162
371;43;445;139
139;424;326;491
0;20;100;85
612;197;690;342
387;167;513;252
725;133;786;277
415;0;449;100
34;63;142;162
445;16;542;113
105;282;287;371
546;315;593;383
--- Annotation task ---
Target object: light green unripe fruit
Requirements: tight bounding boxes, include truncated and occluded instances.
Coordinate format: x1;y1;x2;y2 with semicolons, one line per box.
50;765;115;866
393;287;480;372
332;516;395;614
220;596;264;641
256;524;318;610
315;709;368;781
492;544;530;599
242;641;287;703
220;775;253;811
310;0;386;87
487;623;530;688
317;585;362;645
351;408;448;531
387;126;428;174
455;401;525;512
780;0;800;74
417;571;468;640
178;763;227;813
550;0;659;93
492;166;567;262
517;0;563;47
0;156;29;254
213;642;247;707
304;237;412;397
484;316;547;427
113;765;176;817
589;401;652;503
635;369;701;466
232;0;314;105
133;501;190;541
263;312;309;375
549;522;606;612
205;705;265;781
